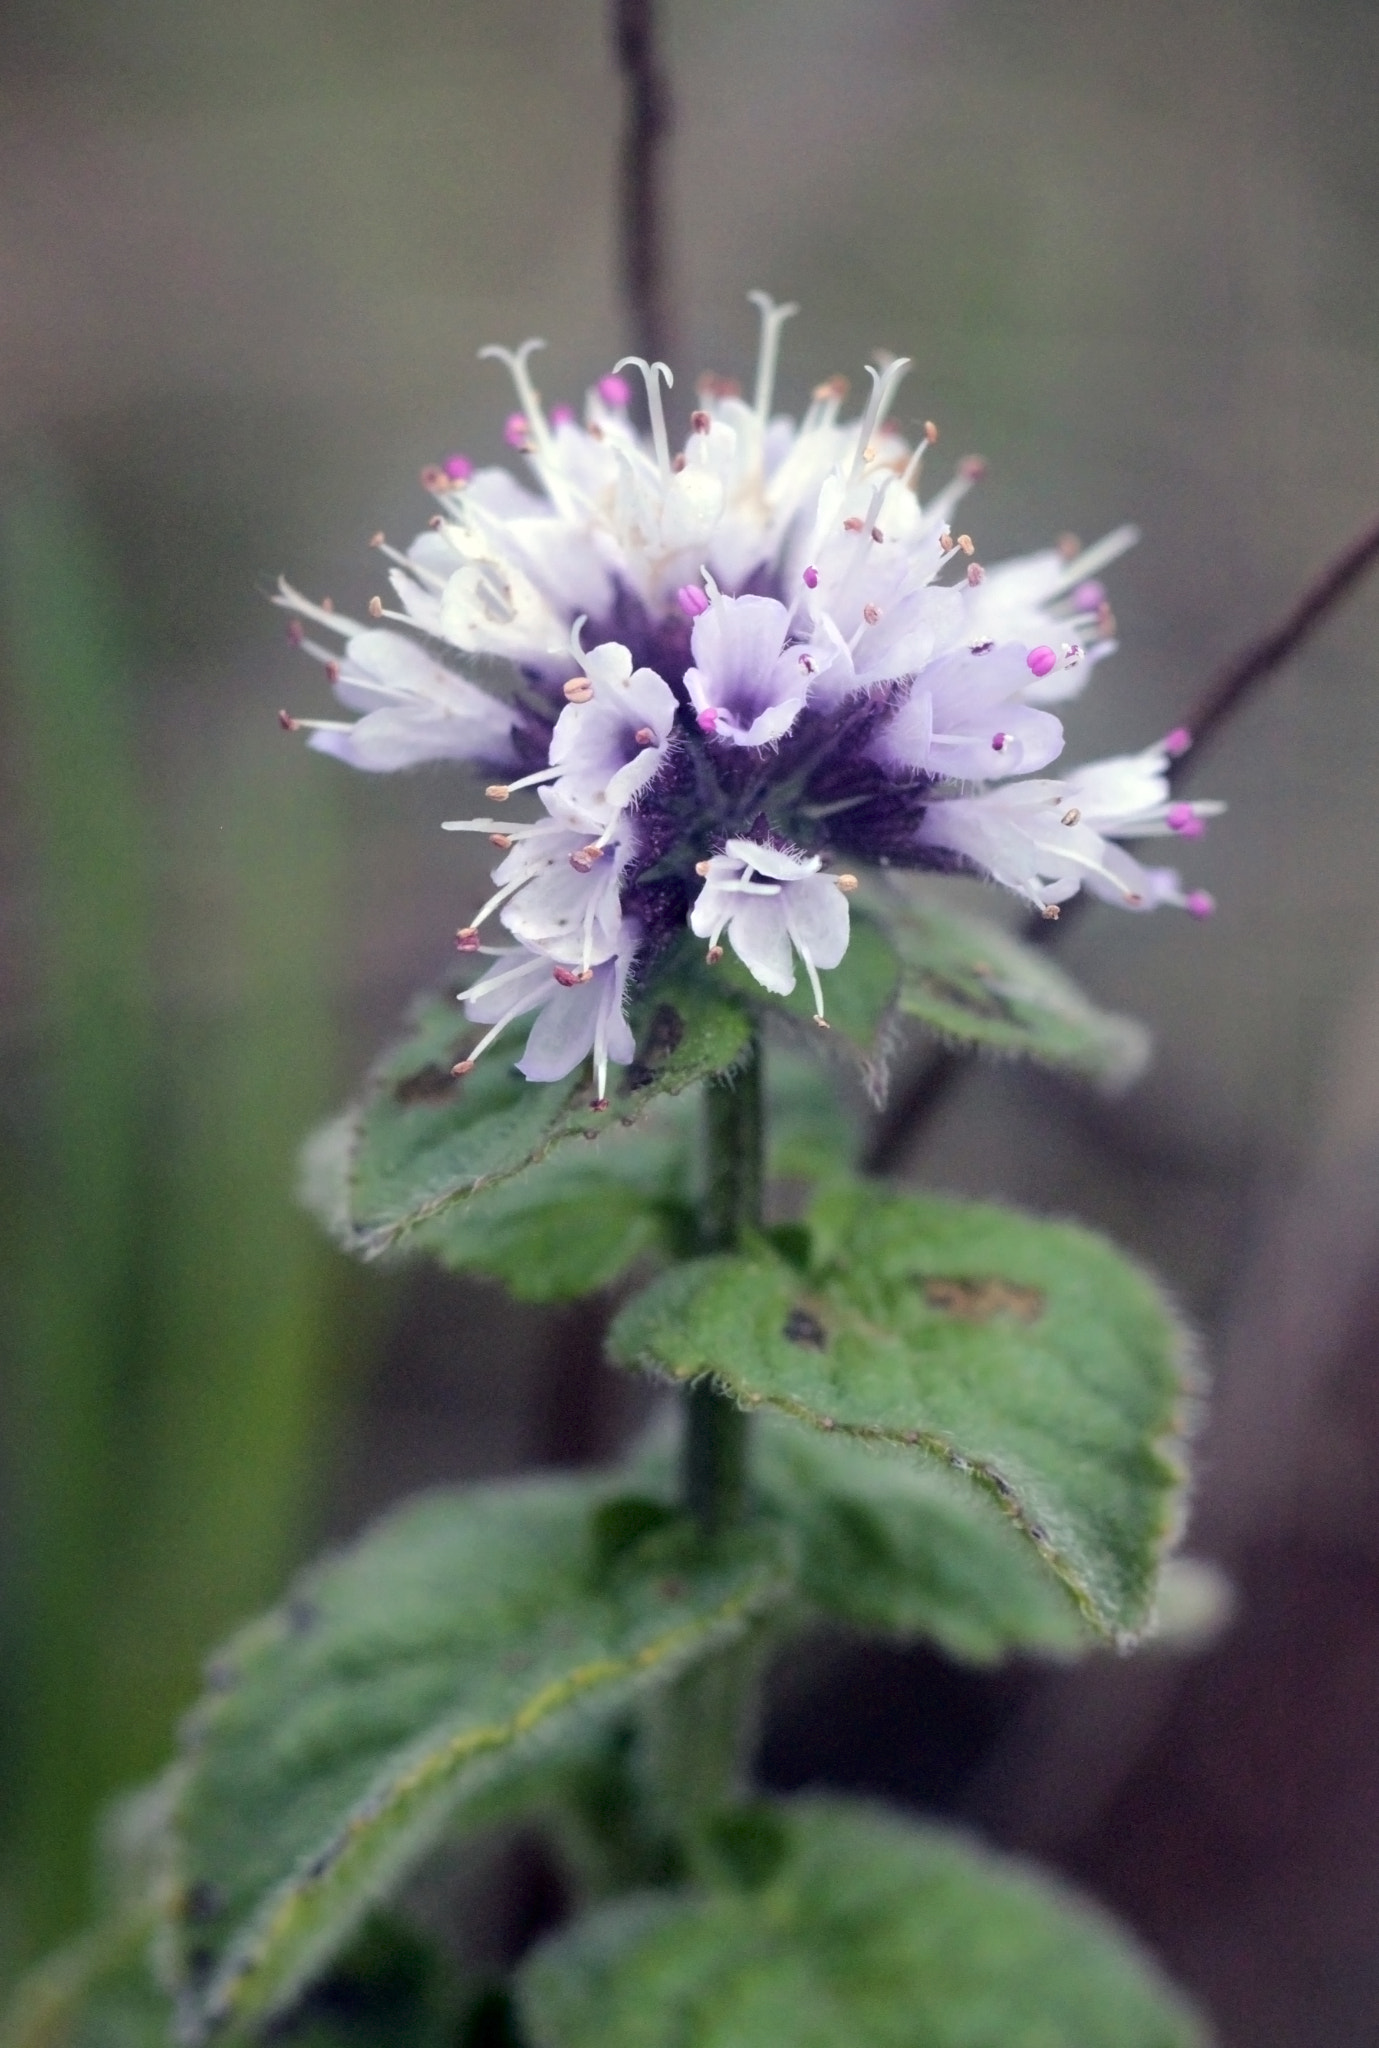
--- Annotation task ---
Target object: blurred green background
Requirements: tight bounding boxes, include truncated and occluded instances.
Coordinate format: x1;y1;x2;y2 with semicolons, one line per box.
2;3;1378;2042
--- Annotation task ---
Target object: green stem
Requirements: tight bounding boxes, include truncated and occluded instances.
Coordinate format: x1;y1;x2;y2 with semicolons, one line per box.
682;1034;762;1536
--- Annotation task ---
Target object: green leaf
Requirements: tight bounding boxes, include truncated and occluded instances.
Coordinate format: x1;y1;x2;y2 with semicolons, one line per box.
875;881;1149;1083
753;1420;1088;1662
0;1911;461;2048
517;1797;1207;2048
169;1475;792;2040
305;951;753;1265
608;1180;1195;1641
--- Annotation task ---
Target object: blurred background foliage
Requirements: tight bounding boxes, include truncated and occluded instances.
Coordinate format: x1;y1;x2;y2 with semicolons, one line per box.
0;2;1377;2042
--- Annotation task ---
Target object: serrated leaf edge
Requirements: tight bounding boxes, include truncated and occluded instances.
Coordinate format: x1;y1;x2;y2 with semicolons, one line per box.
176;1563;789;2041
611;1248;1201;1647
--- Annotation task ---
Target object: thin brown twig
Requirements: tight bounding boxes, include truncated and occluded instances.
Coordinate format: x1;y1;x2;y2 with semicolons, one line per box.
863;511;1379;1176
611;0;676;366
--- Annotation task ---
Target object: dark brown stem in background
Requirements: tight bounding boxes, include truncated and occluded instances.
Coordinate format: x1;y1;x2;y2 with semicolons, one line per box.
864;513;1379;1177
1167;511;1379;786
612;0;676;365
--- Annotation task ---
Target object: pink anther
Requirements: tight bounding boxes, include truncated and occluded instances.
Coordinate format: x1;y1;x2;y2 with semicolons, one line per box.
1026;645;1058;679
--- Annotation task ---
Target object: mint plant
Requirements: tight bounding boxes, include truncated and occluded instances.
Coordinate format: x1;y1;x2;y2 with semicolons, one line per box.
2;302;1217;2048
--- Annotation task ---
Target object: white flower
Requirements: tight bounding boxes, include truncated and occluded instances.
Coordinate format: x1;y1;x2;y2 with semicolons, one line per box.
690;839;854;1022
548;639;678;817
279;293;1222;1101
457;927;638;1106
918;739;1221;916
274;584;518;772
443;784;634;971
684;593;813;747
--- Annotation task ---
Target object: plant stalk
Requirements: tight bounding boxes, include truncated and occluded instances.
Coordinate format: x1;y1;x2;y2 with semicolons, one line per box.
682;1035;762;1535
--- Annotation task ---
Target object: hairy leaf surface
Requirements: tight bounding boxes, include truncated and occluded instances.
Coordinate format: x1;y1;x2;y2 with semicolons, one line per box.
754;1421;1088;1660
518;1798;1206;2048
875;883;1149;1083
609;1181;1195;1639
170;1477;791;2039
305;956;753;1262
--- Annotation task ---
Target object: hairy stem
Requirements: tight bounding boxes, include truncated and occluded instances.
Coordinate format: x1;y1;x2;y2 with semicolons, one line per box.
683;1036;762;1535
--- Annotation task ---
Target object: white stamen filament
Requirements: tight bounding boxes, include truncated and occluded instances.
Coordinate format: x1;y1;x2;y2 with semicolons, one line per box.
747;290;800;422
374;539;446;589
441;817;543;836
1048;524;1139;599
458;955;550;1004
273;579;367;637
478;338;553;458
797;939;827;1024
849;357;913;482
461;995;541;1069
614;355;675;477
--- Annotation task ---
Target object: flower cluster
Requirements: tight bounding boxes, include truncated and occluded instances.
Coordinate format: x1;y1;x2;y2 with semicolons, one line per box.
278;294;1220;1103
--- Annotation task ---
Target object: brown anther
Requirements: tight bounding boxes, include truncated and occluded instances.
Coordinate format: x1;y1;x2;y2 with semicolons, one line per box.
924;420;939;443
706;945;724;965
587;421;605;440
1099;604;1118;635
369;531;385;548
956;533;974;554
871;526;885;543
285;618;304;645
966;562;985;586
277;709;300;731
591;1097;610;1112
862;444;876;464
1057;532;1081;560
672;452;686;473
553;966;581;986
835;873;860;893
691;409;711;434
485;784;511;802
568;849;596;873
959;455;987;480
1061;808;1081;827
451;1058;476;1076
694;859;713;877
939;531;954;552
862;603;880;626
812;374;850;401
429;514;444;530
488;832;514;850
1126;893;1144;907
321;596;335;611
844;516;865;533
420;465;448;492
633;726;656;745
368;596;384;618
455;927;481;951
563;676;594;702
814;1016;831;1030
1041;904;1061;921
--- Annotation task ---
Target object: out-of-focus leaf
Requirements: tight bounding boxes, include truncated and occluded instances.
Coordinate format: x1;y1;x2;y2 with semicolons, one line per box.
517;1797;1207;2048
169;1476;792;2040
875;882;1149;1084
609;1178;1195;1641
0;1912;459;2048
753;1420;1088;1661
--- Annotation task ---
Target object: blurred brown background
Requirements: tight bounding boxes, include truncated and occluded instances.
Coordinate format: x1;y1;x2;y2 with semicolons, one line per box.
2;2;1378;2042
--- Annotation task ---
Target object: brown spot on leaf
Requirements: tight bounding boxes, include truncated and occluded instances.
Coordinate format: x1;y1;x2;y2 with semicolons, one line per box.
393;1061;459;1106
923;1276;1044;1323
783;1307;827;1348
